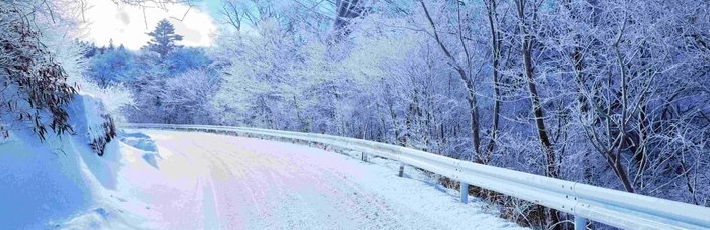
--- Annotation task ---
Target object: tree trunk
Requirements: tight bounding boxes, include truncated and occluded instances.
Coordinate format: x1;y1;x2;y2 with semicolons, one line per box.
484;0;502;158
515;1;561;229
517;1;557;179
419;0;482;161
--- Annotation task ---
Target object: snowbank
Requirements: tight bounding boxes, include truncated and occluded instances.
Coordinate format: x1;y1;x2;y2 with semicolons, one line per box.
0;94;126;229
119;130;161;169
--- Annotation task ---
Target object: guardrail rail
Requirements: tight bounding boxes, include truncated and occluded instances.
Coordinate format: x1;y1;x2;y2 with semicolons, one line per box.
121;123;710;230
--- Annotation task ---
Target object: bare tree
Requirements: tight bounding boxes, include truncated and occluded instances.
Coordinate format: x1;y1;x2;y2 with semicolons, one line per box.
512;0;562;228
483;0;503;157
419;0;484;162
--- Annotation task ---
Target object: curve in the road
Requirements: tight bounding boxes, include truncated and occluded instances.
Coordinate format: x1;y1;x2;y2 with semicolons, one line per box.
134;130;526;230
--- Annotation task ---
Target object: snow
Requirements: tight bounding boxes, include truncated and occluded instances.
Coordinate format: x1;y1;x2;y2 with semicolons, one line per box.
0;94;121;229
0;130;97;229
0;94;159;229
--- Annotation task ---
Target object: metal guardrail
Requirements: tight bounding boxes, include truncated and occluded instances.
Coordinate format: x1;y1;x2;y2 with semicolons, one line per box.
121;123;710;230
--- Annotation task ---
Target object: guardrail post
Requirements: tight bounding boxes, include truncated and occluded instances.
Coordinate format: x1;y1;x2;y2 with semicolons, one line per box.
361;152;368;162
398;163;405;177
574;216;587;230
460;182;469;204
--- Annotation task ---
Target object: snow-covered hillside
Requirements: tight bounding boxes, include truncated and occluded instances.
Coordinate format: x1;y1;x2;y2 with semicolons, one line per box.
0;94;130;229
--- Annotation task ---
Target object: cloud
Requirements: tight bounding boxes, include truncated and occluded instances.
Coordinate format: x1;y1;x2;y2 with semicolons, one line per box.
171;19;204;44
115;7;130;25
83;0;217;50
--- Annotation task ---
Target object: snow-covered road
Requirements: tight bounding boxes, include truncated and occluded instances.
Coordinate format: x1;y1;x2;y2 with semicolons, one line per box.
121;130;526;230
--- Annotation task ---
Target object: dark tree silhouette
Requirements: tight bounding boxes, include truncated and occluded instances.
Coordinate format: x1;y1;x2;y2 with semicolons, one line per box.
145;19;183;58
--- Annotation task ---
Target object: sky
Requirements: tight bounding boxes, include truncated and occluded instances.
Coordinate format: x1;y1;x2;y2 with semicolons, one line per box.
82;0;221;50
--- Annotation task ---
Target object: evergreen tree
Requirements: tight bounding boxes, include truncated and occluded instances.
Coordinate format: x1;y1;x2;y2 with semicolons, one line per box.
145;19;183;58
87;45;135;86
81;41;98;58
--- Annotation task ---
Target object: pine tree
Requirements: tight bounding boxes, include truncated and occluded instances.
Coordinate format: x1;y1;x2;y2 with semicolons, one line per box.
145;19;183;58
82;42;98;58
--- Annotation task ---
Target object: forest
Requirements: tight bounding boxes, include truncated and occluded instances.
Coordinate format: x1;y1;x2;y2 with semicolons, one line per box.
2;0;709;229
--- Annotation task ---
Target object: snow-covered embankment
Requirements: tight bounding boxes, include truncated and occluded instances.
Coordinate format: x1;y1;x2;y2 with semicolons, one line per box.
0;94;155;229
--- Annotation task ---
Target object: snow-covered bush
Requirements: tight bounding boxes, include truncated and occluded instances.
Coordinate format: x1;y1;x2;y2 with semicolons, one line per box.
0;6;77;141
0;0;124;156
70;79;135;121
66;95;118;156
163;68;219;124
